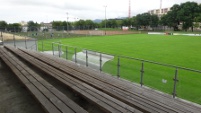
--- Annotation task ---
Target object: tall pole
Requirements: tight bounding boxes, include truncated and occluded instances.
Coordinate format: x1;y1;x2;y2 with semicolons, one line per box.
128;0;131;18
66;12;68;33
104;6;107;35
160;0;162;15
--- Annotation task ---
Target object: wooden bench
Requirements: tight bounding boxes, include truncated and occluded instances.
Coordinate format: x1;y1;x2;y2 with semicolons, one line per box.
16;47;177;113
5;46;143;113
0;47;88;113
17;46;201;113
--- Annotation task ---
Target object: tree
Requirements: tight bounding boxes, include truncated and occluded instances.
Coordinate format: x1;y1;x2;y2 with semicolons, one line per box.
160;15;168;26
85;20;95;29
7;23;22;32
0;21;8;31
74;20;86;30
136;13;154;29
116;19;123;28
52;21;63;30
168;4;181;31
150;15;159;30
27;21;40;31
178;2;200;32
106;19;118;28
131;16;137;28
159;4;182;31
52;21;72;31
122;18;132;27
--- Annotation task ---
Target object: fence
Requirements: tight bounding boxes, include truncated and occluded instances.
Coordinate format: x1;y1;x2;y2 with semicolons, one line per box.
37;41;201;105
0;26;141;40
0;31;37;50
1;30;201;105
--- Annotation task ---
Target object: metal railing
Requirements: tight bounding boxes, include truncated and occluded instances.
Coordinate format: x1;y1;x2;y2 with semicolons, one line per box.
1;30;201;105
0;31;37;50
37;41;201;105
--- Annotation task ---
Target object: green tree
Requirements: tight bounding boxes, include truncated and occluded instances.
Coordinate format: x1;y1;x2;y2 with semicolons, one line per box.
150;15;159;30
170;4;181;31
52;21;62;30
85;20;95;29
136;13;152;30
178;2;200;32
74;20;86;30
106;19;118;28
116;19;123;28
27;21;40;31
0;21;8;31
7;23;22;32
162;4;181;31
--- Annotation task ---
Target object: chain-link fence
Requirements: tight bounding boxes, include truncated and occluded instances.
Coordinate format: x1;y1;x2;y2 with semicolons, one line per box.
0;26;141;40
0;31;37;50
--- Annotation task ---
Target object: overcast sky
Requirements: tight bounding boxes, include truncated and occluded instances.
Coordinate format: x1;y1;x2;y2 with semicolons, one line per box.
0;0;200;23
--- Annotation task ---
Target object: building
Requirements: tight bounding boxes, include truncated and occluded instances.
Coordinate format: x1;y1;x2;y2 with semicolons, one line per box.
148;7;171;18
19;21;27;26
19;21;28;32
40;22;53;32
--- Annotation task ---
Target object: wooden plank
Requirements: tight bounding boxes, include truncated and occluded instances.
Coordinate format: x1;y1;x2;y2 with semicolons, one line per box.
0;52;61;113
25;49;197;113
12;49;140;113
24;67;88;113
2;48;74;113
19;49;170;113
7;46;201;111
2;48;88;113
19;47;201;113
11;46;160;112
23;56;130;113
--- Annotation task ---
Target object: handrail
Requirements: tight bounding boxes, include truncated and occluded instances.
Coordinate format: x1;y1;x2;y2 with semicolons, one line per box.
52;41;201;74
119;55;201;73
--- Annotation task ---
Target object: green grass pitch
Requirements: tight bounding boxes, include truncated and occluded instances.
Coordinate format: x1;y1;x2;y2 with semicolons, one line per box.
38;34;201;104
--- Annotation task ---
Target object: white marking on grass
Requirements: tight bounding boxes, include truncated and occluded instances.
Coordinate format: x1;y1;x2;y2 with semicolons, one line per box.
42;51;63;56
72;50;114;70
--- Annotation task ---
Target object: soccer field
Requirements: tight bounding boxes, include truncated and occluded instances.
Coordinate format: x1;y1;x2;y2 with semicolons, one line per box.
38;34;201;104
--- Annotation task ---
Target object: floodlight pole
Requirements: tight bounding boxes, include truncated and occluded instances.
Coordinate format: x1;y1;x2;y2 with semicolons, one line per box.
104;6;107;35
66;12;68;33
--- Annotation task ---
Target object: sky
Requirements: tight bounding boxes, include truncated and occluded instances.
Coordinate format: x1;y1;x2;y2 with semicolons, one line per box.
0;0;201;23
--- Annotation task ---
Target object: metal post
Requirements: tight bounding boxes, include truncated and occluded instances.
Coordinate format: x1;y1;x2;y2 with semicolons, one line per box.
62;26;64;38
2;32;4;46
66;46;68;60
13;34;16;48
52;43;54;55
104;6;107;35
173;68;179;98
117;56;120;78
140;62;144;87
42;41;44;52
86;50;88;67
66;12;68;34
0;58;2;69
74;48;77;63
100;53;102;71
58;44;61;57
58;44;60;57
35;39;37;51
25;36;27;49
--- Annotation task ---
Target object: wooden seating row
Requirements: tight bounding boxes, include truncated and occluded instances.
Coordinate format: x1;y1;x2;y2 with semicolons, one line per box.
0;47;88;113
4;45;201;113
4;46;142;113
